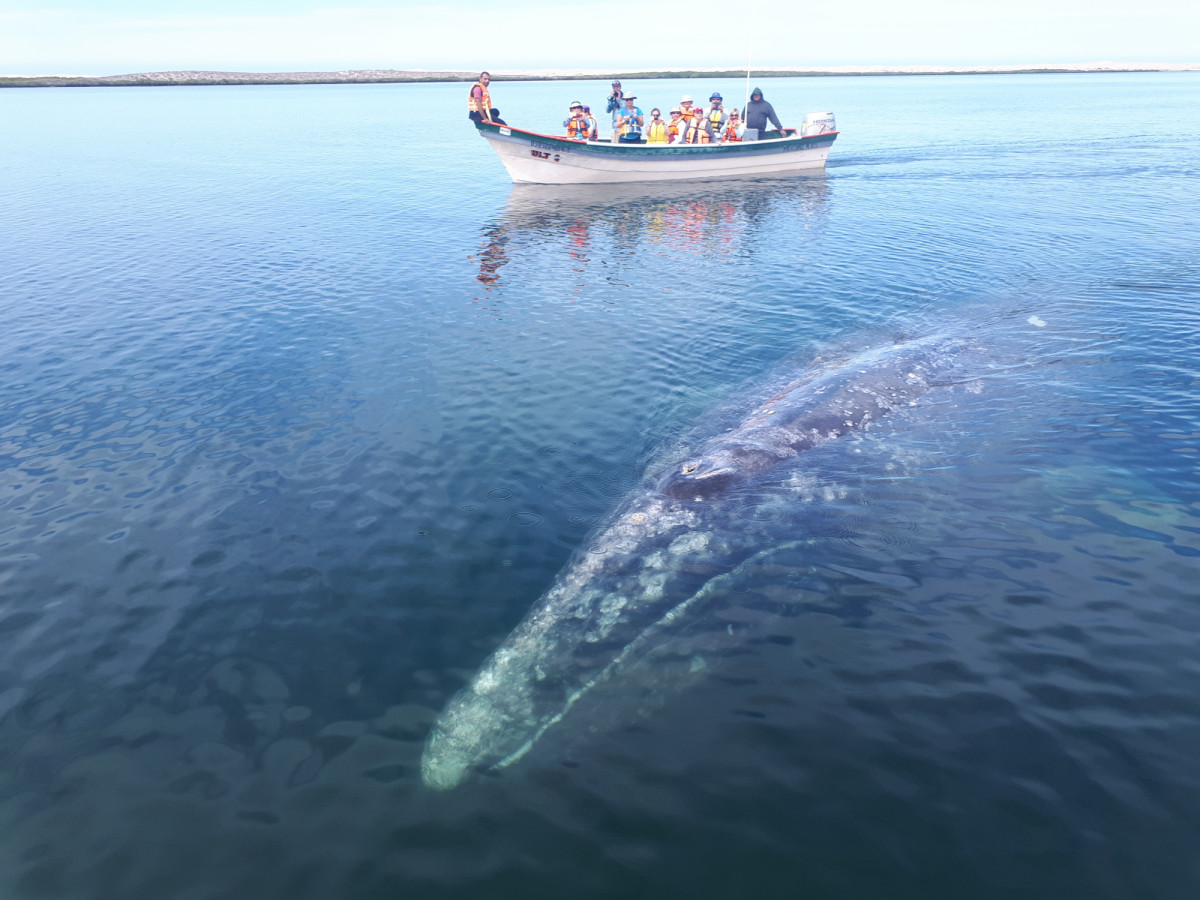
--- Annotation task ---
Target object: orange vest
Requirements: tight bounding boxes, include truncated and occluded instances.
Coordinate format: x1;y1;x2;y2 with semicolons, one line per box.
724;121;742;142
668;121;681;141
686;122;710;144
468;81;492;115
567;116;587;138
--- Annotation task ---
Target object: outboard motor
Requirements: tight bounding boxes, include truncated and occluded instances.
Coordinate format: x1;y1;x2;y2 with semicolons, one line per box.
802;111;837;135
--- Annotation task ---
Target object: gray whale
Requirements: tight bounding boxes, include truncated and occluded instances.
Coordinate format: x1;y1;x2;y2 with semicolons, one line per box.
422;335;970;790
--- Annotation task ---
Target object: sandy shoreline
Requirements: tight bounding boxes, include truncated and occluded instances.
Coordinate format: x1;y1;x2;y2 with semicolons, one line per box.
3;63;1199;87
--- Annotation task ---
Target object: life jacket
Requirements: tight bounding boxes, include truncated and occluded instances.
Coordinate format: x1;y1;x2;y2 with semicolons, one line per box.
646;120;669;143
724;121;742;142
566;115;587;138
619;108;643;139
584;115;598;139
708;109;725;131
468;81;492;116
680;107;695;123
685;121;710;144
667;121;682;142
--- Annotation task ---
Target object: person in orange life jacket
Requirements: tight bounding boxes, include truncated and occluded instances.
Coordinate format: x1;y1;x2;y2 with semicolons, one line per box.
683;108;715;144
582;105;599;140
616;94;644;142
563;101;589;138
679;94;696;123
467;71;505;124
705;92;728;135
666;107;685;143
722;109;744;142
644;109;669;143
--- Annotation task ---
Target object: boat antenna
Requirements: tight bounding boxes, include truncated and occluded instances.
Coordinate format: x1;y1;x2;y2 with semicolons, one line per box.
744;1;755;114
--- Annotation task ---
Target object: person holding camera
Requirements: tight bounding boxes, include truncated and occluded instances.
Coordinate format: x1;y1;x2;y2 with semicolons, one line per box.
616;94;644;143
605;80;625;142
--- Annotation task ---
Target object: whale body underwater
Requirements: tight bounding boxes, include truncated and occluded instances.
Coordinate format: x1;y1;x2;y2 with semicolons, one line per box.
422;334;975;790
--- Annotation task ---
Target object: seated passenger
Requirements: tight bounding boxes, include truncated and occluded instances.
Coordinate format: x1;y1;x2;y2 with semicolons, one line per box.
722;109;744;143
679;94;696;124
645;109;669;144
582;105;599;140
667;107;685;143
683;110;715;144
563;101;588;139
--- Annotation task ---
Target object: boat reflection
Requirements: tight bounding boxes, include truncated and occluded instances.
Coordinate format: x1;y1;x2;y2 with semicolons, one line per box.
470;176;830;293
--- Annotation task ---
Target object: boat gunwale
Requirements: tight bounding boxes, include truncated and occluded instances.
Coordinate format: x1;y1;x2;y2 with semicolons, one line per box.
474;121;838;158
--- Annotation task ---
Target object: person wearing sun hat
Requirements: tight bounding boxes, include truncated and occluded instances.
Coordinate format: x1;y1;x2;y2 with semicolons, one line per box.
667;106;685;143
679;94;696;124
616;92;644;143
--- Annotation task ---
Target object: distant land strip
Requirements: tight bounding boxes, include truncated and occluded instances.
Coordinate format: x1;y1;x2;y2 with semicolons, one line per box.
3;64;1199;88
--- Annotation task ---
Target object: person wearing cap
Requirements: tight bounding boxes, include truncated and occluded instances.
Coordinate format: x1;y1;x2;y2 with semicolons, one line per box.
721;108;744;143
743;86;783;137
616;93;644;143
682;106;715;144
605;80;625;140
667;107;685;143
644;108;669;144
581;105;599;140
705;92;728;136
563;101;589;139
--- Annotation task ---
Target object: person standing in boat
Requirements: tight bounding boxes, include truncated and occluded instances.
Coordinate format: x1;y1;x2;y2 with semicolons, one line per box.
468;71;503;125
743;86;782;137
616;94;644;143
605;80;625;141
644;108;669;144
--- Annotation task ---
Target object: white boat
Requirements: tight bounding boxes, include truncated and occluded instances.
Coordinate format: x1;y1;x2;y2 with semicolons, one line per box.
475;113;838;185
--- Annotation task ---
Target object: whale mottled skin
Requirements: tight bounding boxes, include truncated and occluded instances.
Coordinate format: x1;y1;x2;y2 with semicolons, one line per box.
422;335;970;790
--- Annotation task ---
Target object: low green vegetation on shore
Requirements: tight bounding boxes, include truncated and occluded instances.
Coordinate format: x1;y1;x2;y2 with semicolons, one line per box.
0;66;1173;89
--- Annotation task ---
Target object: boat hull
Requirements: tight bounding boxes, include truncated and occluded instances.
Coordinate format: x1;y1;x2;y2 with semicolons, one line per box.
475;122;837;184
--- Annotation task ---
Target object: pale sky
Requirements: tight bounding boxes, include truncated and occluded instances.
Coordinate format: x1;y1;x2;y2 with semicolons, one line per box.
2;0;1197;75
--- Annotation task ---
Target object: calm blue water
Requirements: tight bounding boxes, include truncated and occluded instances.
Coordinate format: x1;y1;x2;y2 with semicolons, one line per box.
1;73;1199;899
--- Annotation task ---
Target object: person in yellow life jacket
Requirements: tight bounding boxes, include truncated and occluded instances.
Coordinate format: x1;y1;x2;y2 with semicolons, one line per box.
563;101;589;139
722;109;744;143
467;71;504;125
644;109;669;144
616;94;644;143
705;92;728;137
667;107;684;143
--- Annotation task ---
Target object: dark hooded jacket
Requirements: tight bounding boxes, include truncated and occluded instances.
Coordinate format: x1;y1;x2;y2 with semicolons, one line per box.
743;88;782;132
